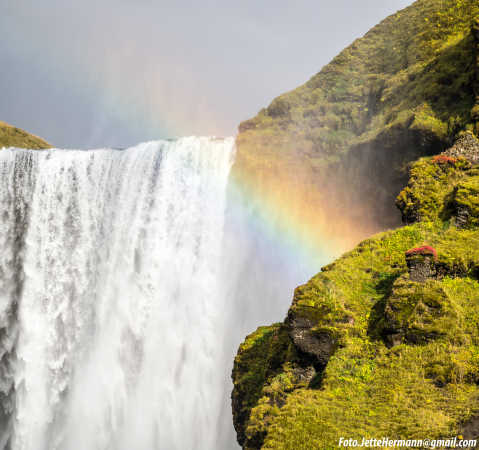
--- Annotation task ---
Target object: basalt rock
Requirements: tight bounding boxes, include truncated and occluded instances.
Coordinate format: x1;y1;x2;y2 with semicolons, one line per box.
443;132;479;164
456;205;472;228
405;246;437;282
286;310;338;370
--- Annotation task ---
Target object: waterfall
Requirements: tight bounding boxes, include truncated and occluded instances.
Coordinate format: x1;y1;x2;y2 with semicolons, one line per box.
0;137;236;450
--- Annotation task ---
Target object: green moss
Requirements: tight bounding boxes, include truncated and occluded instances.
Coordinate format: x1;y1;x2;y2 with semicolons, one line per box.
434;228;479;276
380;276;461;345
396;156;472;223
232;324;296;446
233;0;479;238
455;175;479;227
261;343;479;449
0;121;50;149
237;1;479;165
232;149;479;447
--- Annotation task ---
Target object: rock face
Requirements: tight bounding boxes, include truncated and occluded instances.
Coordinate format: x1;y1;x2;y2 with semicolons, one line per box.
405;246;437;282
232;141;479;448
443;132;479;164
286;311;338;370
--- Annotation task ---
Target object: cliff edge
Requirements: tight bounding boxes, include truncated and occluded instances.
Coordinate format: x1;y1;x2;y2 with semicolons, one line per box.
232;133;479;449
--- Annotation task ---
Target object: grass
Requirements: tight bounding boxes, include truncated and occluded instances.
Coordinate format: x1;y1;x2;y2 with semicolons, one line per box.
0;121;50;149
232;0;479;239
232;152;479;448
237;0;479;162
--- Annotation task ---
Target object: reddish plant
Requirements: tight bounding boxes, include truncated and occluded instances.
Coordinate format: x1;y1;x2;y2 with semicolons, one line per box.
405;245;437;260
432;155;457;165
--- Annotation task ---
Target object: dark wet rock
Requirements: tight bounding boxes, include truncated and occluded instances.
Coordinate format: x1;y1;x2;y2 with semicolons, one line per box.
405;246;437;282
286;311;338;370
456;205;471;229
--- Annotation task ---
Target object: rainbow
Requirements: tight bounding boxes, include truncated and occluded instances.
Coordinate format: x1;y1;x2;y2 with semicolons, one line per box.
228;155;378;280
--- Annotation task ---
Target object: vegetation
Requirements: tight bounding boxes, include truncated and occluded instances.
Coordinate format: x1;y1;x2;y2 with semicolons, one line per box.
232;150;479;448
0;120;50;149
232;0;479;236
237;0;479;161
231;1;479;448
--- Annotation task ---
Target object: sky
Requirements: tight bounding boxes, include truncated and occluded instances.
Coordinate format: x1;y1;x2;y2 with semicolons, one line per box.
0;0;413;149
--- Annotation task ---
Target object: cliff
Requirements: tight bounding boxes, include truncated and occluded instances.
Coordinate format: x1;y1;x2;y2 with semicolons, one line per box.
232;133;479;449
0;121;50;149
232;0;479;446
231;0;479;247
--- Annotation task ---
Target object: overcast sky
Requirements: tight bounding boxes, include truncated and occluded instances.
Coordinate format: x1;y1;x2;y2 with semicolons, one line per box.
0;0;412;148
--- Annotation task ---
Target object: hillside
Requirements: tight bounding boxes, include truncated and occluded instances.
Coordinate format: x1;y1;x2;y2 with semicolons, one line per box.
0;121;50;149
231;0;479;447
232;0;479;247
232;134;479;449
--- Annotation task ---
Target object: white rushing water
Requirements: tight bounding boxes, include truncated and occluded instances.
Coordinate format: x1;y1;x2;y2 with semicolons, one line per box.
0;137;236;450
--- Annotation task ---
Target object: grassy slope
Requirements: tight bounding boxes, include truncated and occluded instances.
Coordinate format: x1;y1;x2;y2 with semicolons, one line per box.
232;149;479;449
237;0;479;165
232;0;479;235
0;121;50;149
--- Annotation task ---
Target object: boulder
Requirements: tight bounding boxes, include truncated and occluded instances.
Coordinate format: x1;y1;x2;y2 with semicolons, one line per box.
405;246;437;282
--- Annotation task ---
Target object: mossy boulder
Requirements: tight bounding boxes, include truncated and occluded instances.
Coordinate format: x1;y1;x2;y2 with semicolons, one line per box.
405;246;437;281
381;276;459;346
395;154;475;224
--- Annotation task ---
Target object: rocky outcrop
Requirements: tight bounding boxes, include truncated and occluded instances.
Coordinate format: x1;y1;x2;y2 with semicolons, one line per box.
381;275;456;347
231;2;479;447
405;246;437;282
443;132;479;164
232;146;479;448
286;311;338;370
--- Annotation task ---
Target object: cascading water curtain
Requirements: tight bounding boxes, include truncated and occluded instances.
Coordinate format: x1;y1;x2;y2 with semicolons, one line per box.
0;137;235;450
